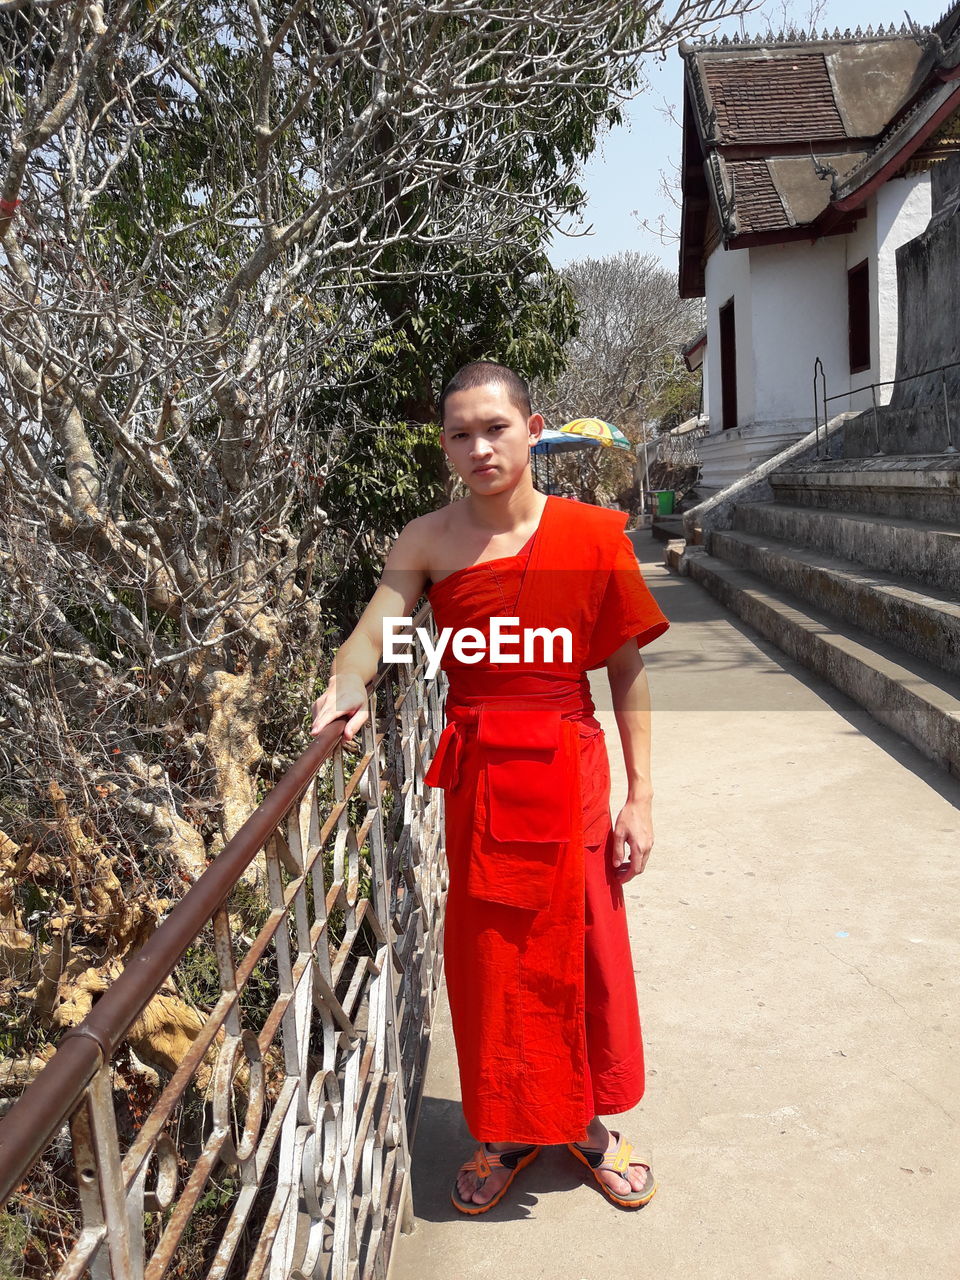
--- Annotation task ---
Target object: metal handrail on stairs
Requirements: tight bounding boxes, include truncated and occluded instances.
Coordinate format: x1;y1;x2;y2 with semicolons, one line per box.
813;356;960;459
0;604;448;1280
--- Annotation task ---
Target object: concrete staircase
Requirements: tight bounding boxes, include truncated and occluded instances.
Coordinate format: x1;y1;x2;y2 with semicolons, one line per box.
679;454;960;778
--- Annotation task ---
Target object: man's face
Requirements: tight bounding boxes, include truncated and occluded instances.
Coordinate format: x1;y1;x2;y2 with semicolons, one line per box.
440;382;544;494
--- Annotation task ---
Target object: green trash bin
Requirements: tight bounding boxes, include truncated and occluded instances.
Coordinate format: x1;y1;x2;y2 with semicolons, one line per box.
653;489;675;516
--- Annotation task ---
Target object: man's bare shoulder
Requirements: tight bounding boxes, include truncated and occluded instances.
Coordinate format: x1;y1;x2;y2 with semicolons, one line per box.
388;503;466;565
405;502;471;541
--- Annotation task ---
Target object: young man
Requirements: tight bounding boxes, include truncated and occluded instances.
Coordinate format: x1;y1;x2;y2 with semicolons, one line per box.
310;361;669;1213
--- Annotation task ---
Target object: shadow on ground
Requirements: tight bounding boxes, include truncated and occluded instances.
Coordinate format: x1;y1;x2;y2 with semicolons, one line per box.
408;1096;647;1225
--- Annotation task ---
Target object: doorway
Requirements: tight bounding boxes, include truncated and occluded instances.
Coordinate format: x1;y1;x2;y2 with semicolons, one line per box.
719;298;737;430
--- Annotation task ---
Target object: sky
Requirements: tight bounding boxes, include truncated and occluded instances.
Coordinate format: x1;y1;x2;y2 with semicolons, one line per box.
546;0;949;273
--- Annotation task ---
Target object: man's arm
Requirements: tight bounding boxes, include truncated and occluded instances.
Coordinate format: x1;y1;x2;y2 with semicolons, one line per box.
310;521;430;742
605;638;654;882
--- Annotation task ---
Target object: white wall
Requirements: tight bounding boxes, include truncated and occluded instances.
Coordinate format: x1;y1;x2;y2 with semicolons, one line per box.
703;243;753;433
874;172;931;401
843;175;931;410
844;200;878;413
749;237;849;428
700;171;932;434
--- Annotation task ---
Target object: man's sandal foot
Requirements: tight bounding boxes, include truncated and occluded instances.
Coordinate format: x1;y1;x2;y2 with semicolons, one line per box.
451;1143;540;1215
567;1130;657;1209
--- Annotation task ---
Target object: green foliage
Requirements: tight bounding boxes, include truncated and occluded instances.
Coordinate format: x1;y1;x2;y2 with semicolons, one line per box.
649;358;702;433
0;1211;27;1280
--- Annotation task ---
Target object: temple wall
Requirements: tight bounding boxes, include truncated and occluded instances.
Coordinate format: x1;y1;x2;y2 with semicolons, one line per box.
891;152;960;409
703;242;754;431
874;173;932;393
750;237;847;425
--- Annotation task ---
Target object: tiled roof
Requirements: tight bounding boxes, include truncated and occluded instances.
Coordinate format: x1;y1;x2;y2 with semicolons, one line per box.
704;55;846;145
681;28;934;247
727;160;787;232
678;6;960;295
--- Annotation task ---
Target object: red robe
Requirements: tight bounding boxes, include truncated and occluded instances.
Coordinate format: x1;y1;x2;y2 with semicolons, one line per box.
424;495;670;1145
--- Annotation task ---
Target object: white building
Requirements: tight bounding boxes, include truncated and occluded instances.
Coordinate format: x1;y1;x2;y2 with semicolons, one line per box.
678;16;960;488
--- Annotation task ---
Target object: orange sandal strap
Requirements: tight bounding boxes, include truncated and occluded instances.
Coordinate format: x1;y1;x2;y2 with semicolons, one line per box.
596;1136;634;1175
451;1144;541;1216
576;1131;649;1175
460;1147;496;1179
459;1144;538;1180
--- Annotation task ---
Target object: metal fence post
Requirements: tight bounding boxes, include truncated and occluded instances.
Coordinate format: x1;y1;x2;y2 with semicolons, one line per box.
941;368;956;453
813;357;824;459
871;383;883;455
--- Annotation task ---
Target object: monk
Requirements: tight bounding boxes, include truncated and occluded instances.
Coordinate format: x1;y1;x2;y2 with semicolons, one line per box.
310;361;670;1213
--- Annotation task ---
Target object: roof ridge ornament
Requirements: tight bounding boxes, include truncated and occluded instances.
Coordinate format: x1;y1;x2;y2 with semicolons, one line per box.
812;152;841;200
905;9;944;55
688;14;932;54
708;151;737;237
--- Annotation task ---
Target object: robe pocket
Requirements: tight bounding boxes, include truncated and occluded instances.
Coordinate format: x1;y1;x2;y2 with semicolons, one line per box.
468;770;563;912
467;827;563;913
478;705;571;843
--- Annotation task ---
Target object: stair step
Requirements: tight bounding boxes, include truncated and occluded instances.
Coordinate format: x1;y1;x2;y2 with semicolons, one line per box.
711;528;960;675
652;514;685;544
769;455;960;522
771;454;960;483
685;552;960;778
731;501;960;594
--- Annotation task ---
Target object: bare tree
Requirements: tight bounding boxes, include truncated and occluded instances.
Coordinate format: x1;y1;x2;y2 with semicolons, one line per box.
532;251;703;504
756;0;830;37
0;1;751;1053
535;251;703;428
636;0;828;245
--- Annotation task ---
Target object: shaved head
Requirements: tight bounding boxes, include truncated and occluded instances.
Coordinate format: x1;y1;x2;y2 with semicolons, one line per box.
438;361;531;428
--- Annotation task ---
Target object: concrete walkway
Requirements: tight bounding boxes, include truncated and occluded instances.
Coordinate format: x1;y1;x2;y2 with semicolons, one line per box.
389;530;960;1280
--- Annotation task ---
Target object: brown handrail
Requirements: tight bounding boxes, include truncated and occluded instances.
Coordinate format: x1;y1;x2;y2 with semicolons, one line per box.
0;718;347;1206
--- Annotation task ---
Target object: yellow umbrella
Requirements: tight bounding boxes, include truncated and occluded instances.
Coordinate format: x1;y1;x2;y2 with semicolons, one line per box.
559;418;632;450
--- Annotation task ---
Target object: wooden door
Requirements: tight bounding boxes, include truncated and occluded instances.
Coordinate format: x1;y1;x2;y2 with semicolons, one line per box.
719;298;737;431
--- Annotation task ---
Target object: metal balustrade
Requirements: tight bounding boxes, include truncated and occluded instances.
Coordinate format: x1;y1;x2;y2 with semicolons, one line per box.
0;601;448;1280
813;355;960;458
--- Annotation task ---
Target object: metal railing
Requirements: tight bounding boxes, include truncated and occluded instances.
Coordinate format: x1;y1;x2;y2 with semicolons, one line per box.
657;421;709;470
0;603;448;1280
813;356;960;459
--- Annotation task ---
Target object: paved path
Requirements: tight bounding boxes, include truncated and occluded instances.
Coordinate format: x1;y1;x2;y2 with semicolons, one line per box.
389;531;960;1280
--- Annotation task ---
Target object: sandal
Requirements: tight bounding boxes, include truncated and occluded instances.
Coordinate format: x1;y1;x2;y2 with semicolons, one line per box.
567;1130;657;1209
451;1142;540;1215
